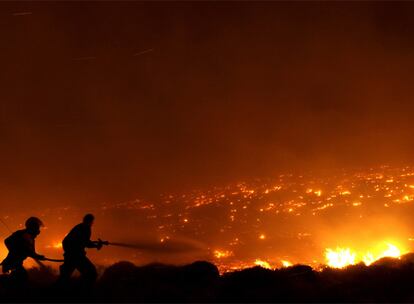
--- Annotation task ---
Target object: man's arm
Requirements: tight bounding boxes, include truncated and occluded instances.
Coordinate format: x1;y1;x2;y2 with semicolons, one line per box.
86;239;108;250
83;226;107;250
84;226;100;249
24;236;45;260
29;252;45;260
85;239;98;248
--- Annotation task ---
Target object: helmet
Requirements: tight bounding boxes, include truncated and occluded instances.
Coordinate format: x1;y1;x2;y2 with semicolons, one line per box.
25;217;44;231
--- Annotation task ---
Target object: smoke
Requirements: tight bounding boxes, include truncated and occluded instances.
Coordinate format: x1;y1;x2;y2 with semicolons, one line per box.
108;238;207;254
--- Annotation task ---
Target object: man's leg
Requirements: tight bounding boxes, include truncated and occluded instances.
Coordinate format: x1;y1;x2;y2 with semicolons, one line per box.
13;265;28;284
1;255;13;274
77;255;97;291
8;264;28;298
56;257;76;288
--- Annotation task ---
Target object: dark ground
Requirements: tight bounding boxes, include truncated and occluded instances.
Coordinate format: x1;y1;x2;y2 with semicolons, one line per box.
2;254;414;303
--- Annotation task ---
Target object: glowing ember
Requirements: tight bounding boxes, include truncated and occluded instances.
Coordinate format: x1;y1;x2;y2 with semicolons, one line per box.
214;250;233;259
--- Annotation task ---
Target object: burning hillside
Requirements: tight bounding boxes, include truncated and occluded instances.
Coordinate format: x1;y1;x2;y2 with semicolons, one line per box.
1;165;414;273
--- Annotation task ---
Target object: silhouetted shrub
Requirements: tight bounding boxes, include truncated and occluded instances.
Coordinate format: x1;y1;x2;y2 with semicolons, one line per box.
1;257;414;302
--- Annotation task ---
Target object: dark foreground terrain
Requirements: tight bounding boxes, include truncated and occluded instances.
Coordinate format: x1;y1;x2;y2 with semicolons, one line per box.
2;254;414;302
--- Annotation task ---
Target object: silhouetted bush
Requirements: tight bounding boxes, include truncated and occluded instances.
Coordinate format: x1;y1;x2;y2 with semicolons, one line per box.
2;255;414;302
97;260;219;302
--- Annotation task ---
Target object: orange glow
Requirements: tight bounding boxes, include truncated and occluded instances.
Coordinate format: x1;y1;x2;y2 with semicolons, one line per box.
53;242;62;249
46;241;63;249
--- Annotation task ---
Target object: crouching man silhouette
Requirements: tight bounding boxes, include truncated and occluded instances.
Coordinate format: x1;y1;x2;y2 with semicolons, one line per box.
1;217;45;289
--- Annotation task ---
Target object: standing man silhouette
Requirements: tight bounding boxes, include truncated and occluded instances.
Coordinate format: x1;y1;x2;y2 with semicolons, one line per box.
57;214;106;289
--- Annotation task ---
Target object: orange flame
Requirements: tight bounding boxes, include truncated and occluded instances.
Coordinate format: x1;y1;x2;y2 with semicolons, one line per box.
254;259;272;269
325;242;406;268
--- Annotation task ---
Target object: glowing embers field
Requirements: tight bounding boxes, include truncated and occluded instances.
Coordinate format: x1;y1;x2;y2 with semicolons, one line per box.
3;165;414;273
154;165;414;273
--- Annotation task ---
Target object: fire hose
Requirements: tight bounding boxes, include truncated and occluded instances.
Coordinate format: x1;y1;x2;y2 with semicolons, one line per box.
41;257;64;263
2;238;202;270
35;239;110;264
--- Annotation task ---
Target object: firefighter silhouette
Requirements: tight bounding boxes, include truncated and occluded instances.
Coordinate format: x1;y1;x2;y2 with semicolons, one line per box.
57;214;107;289
1;217;45;285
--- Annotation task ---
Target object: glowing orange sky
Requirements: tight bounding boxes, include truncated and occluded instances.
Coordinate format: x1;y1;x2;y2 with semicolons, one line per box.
1;2;414;210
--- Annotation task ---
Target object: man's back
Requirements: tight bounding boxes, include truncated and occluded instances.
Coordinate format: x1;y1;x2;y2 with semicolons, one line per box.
5;229;35;259
2;227;42;274
62;223;91;255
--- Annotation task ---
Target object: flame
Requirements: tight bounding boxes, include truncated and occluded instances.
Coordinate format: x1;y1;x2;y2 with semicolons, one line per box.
326;243;405;268
254;259;272;269
325;248;356;268
362;243;401;266
281;260;292;267
382;243;401;257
